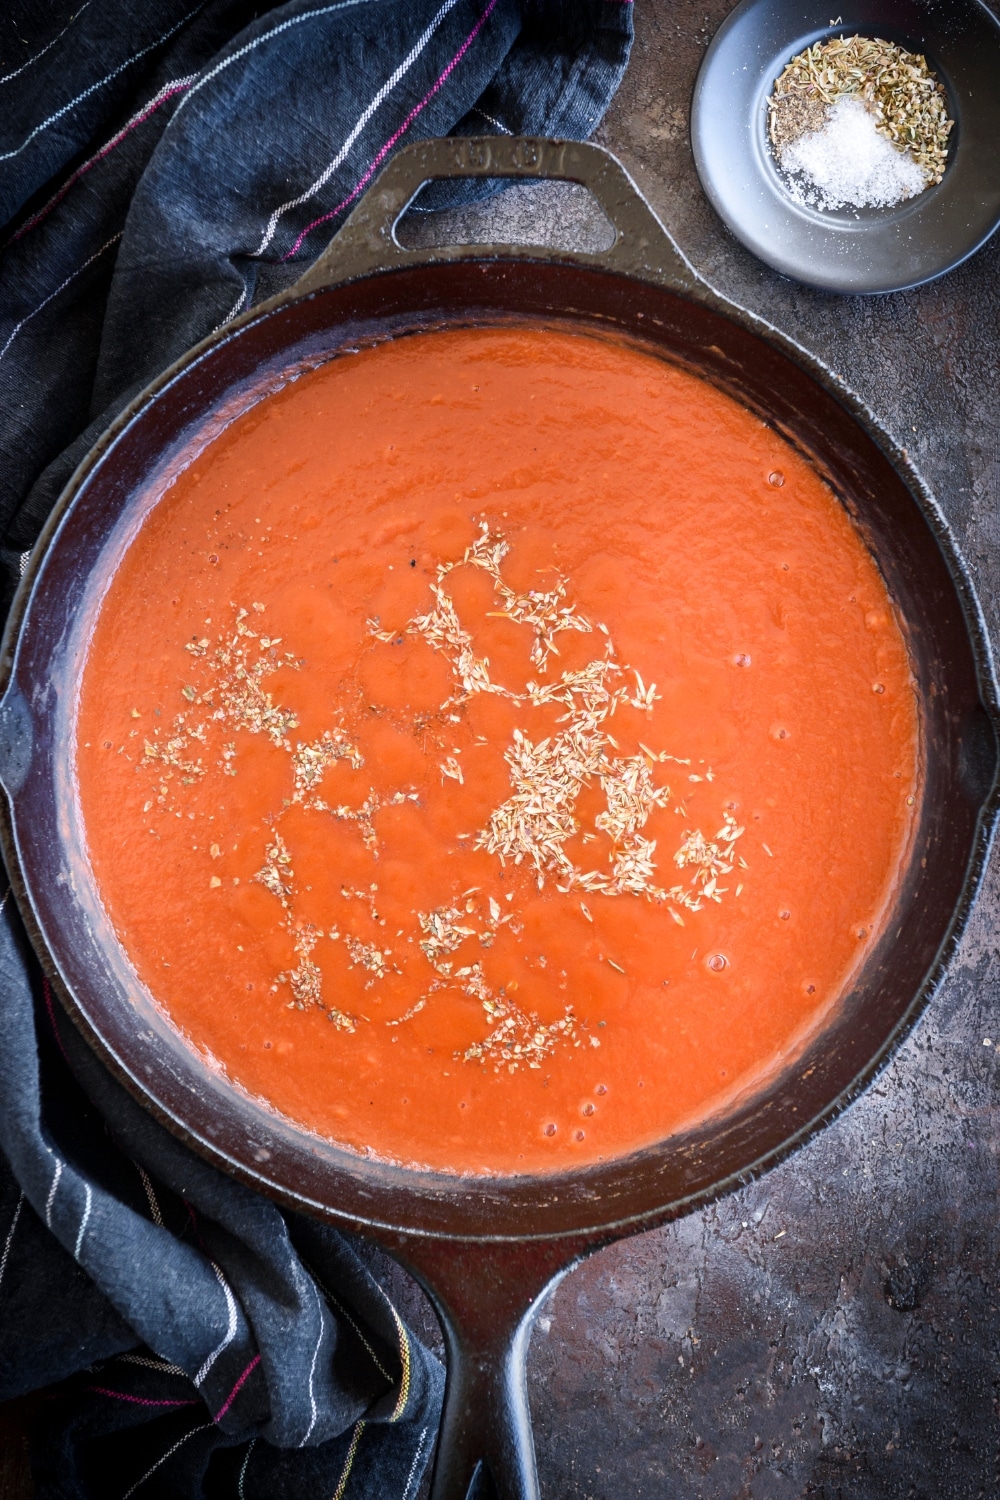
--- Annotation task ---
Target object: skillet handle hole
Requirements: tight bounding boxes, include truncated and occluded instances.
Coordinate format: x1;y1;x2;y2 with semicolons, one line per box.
395;180;616;256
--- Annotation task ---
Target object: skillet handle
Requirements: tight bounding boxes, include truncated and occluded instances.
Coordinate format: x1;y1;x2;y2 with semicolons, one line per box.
433;1302;539;1500
288;136;702;299
390;1236;586;1500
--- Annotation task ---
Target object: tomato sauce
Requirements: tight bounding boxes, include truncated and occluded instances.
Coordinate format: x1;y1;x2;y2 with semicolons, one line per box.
74;327;920;1175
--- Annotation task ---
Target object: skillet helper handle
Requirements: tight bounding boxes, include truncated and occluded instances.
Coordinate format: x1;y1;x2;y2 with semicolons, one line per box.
392;1236;583;1500
289;135;701;298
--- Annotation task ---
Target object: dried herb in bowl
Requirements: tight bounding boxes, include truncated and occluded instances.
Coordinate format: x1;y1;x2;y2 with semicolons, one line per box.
768;35;954;210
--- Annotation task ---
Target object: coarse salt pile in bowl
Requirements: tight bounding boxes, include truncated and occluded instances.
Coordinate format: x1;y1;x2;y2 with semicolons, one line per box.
781;96;927;210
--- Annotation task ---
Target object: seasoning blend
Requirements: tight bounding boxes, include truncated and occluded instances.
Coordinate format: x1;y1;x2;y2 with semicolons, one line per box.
768;35;953;211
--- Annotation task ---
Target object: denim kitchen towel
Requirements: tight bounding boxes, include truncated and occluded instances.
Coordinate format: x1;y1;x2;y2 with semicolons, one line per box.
0;0;632;1495
1;900;444;1497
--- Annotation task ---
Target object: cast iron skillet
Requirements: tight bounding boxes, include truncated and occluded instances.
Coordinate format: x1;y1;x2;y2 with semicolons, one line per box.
0;138;998;1500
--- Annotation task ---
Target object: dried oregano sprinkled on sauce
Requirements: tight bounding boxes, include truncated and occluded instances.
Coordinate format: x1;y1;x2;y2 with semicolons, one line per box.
405;524;744;909
138;525;748;1072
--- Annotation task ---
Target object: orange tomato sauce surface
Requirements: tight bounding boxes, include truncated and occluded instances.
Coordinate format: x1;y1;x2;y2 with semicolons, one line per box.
75;327;920;1175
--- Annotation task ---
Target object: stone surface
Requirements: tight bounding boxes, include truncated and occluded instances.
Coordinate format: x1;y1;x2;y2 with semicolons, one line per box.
397;3;1000;1496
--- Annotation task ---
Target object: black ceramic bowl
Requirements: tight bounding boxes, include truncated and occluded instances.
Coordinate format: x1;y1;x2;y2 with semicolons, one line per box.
691;0;1000;293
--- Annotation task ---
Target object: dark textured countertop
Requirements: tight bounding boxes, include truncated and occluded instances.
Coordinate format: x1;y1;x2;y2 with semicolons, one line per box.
397;4;1000;1495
